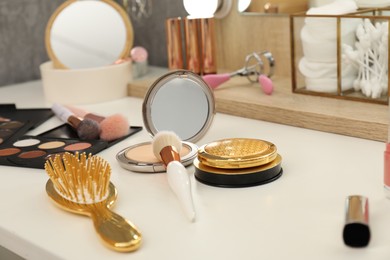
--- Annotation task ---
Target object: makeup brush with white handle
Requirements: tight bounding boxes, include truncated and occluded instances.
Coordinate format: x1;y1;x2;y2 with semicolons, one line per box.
152;131;196;222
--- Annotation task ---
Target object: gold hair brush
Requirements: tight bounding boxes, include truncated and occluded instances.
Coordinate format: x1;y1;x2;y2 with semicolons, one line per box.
44;152;142;252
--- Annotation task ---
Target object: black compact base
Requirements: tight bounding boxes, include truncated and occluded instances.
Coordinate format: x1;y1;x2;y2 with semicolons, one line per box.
193;154;283;188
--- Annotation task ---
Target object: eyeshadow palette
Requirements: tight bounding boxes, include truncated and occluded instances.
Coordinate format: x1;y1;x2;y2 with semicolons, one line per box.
0;104;143;169
0;135;108;169
0;104;53;128
0;104;53;145
0;126;143;169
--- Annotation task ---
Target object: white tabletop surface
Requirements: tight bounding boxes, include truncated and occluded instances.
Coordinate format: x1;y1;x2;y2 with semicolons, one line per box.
0;80;389;260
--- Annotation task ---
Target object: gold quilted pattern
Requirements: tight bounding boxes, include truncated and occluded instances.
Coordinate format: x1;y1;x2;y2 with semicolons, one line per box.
198;138;277;169
204;139;269;158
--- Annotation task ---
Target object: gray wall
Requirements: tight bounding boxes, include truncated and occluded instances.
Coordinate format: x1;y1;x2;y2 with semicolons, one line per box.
121;0;187;67
0;0;187;87
0;0;63;86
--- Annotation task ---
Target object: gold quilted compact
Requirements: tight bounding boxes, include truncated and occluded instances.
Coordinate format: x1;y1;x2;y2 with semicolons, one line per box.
194;138;282;187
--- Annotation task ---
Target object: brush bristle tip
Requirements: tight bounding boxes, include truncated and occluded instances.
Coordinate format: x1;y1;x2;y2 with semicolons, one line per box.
99;114;130;141
77;119;101;140
152;131;182;159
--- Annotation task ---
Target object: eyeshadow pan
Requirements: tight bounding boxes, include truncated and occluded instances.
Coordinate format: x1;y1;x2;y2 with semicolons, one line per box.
18;150;47;159
0;129;12;138
38;141;65;149
13;138;41;147
0;147;21;156
0;121;24;129
0;117;11;122
64;142;92;151
0;138;3;144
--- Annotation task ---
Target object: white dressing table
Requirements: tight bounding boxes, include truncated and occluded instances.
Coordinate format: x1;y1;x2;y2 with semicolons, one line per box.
0;79;388;260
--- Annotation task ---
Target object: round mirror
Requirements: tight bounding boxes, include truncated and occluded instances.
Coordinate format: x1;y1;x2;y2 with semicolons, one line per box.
142;70;215;142
45;0;133;69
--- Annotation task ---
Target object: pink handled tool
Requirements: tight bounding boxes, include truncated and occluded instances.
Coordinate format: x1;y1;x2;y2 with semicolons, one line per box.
258;74;274;95
202;73;231;90
203;51;275;95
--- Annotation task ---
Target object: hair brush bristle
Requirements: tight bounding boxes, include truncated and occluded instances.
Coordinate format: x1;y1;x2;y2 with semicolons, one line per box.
44;152;111;204
152;131;182;160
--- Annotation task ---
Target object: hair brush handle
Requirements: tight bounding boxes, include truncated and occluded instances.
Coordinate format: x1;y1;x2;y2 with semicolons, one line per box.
167;161;196;222
45;178;142;252
90;204;142;252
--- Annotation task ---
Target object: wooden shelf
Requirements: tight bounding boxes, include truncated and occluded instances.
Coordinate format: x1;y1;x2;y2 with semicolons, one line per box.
128;68;388;142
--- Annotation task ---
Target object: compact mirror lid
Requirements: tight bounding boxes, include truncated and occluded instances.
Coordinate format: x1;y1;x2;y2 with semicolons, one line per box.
45;0;133;69
142;70;215;143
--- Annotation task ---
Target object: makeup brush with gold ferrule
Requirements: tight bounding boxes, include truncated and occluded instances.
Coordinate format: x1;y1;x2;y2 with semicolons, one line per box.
152;131;196;222
65;105;130;142
44;152;142;252
51;103;101;140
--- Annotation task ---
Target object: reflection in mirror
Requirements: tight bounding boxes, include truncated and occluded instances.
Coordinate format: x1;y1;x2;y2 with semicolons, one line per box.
143;71;215;142
238;0;309;14
46;0;133;69
151;78;209;140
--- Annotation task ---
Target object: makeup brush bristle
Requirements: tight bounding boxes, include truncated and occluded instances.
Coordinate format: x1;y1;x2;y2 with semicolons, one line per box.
99;114;130;141
44;152;111;204
77;118;101;140
152;131;182;160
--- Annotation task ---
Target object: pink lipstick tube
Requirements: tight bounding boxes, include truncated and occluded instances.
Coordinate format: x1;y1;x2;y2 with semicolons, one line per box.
166;17;184;70
384;60;390;197
385;143;390;197
385;85;390;197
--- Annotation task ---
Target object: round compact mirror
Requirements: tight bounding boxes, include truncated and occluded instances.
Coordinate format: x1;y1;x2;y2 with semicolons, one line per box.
142;70;215;143
45;0;133;69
